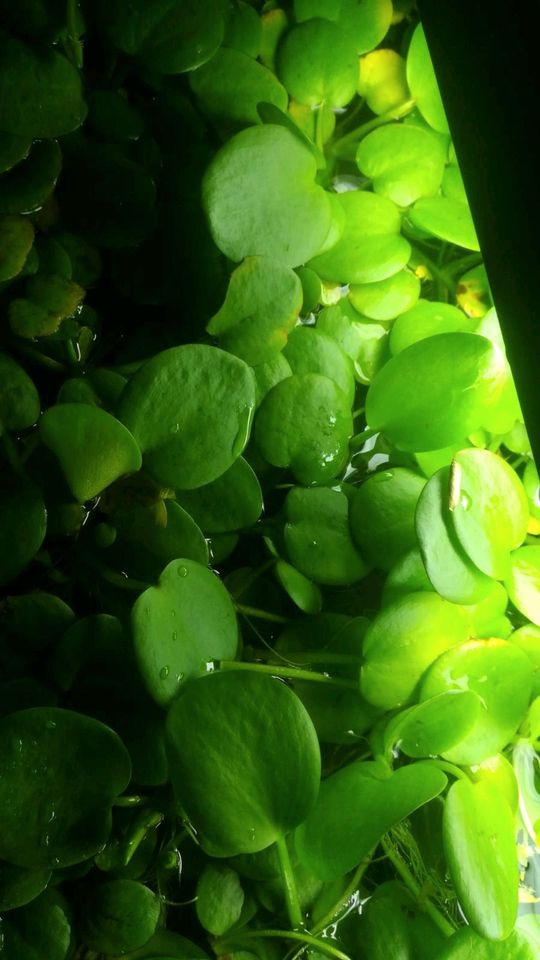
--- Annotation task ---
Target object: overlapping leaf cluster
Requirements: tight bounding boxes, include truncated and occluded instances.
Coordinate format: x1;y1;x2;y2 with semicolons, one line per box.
1;2;540;959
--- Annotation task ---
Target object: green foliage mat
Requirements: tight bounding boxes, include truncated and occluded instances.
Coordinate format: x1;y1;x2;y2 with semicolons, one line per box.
0;3;539;960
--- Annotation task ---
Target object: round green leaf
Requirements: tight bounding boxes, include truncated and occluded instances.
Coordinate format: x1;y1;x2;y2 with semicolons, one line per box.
253;353;293;406
118;345;256;489
295;759;447;880
166;670;321;857
416;466;493;604
0;133;32;173
175;458;263;534
420;638;532;764
316;301;365;361
388;691;482;759
80;880;161;955
361;592;471;709
254;374;353;485
468;753;518;814
511;623;540;698
436;927;536;960
0;215;34;282
443;779;518;940
0;889;72;960
207;256;302;366
97;0;225;73
202;124;333;267
283;326;356;405
366;333;507;451
0;707;131;868
308;190;410;284
357;48;410;115
190;47;288;128
0;36;86;138
410;195;479;251
113;500;209;569
39;404;142;503
0;470;46;587
284;486;368;586
350;467;425;571
224;1;261;56
357;123;447;206
0;352;40;433
0;861;51;912
196;865;244;936
505;546;540;626
274;559;322;614
0;139;62;216
277;19;357;108
390;299;476;355
132;559;239;707
294;0;393;55
450;448;529;579
406;24;449;134
349;268;420;320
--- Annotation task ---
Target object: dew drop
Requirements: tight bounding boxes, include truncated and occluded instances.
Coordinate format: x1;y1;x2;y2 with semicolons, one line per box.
460;492;472;511
45;720;57;730
178;565;188;578
172;630;178;641
41;833;50;848
160;665;170;680
175;672;184;684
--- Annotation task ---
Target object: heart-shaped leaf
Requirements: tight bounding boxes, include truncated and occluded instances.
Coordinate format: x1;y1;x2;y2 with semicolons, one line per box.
366;333;507;451
415;465;493;604
274;559;322;614
390;299;476;355
175;458;263;535
0;708;131;868
207;256;302;366
349;267;420;320
39;404;142;503
449;448;529;580
277;19;358;108
0;889;72;960
196;865;244;936
80;880;161;955
254;373;353;485
0;215;34;282
410;196;479;251
132;559;239;707
358;48;410;115
0;352;40;434
190;47;288;129
118;345;256;489
284;486;368;586
443;778;518;939
350;467;426;571
294;0;393;55
386;691;482;759
283;326;356;405
420;638;532;764
0;36;86;138
295;759;447;880
166;670;321;857
202;124;333;267
357;123;447;206
361;592;471;709
309;190;410;284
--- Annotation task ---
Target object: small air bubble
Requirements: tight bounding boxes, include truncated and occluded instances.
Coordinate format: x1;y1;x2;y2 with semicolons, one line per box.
160;665;170;680
460;492;472;511
45;720;57;730
178;565;188;578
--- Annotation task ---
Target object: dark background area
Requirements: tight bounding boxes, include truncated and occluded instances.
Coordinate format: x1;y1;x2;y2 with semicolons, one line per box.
419;0;540;466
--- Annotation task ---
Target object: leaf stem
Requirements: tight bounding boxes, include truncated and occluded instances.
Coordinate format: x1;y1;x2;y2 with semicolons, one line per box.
235;602;289;623
267;651;361;667
276;835;304;930
381;837;455;937
424;758;470;782
214;929;352;960
310;854;373;936
217;660;359;690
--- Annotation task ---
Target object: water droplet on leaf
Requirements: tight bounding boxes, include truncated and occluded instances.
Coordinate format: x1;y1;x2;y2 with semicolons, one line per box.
178;565;188;578
160;665;170;680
